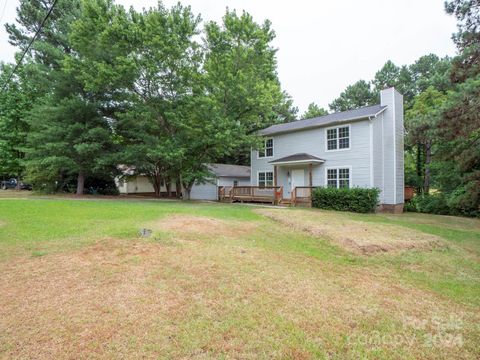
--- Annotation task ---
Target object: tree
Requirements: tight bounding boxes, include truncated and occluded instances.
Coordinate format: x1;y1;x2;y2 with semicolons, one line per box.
409;54;451;95
6;0;81;69
372;60;417;105
329;80;376;112
406;87;447;194
372;60;401;91
435;0;480;215
204;10;296;165
115;2;203;197
0;65;30;182
7;0;119;194
302;103;328;119
26;96;117;193
445;0;480;83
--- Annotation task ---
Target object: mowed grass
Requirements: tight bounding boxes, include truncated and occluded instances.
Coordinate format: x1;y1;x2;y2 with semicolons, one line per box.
0;196;479;359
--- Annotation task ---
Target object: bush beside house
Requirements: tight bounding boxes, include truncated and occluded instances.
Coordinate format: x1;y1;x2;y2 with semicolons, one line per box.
312;187;380;213
405;191;479;217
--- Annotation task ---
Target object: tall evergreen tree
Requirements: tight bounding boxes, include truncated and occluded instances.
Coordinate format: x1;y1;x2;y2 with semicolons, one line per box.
7;0;117;194
406;87;447;194
301;103;328;119
329;80;376;112
0;65;32;182
437;0;480;215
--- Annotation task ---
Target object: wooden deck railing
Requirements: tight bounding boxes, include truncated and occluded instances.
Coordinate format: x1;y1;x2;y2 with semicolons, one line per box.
291;186;319;207
220;185;319;206
227;186;283;205
218;186;233;201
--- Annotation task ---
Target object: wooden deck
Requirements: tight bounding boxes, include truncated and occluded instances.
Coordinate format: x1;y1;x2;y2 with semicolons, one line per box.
219;186;283;205
219;186;318;207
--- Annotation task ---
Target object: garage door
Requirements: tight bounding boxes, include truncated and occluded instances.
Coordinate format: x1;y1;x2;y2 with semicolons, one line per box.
190;180;217;200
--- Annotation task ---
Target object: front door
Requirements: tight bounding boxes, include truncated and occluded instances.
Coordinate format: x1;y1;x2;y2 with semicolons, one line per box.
290;169;305;198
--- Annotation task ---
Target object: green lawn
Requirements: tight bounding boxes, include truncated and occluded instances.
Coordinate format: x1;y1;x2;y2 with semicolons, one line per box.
0;196;479;359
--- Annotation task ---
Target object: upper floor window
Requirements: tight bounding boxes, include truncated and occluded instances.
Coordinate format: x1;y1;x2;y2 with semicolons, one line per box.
327;167;350;188
326;125;350;151
258;138;274;158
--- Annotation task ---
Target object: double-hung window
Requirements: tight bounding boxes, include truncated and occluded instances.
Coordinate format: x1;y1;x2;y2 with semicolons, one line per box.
258;171;274;187
327;168;350;188
326;125;350;151
258;138;274;158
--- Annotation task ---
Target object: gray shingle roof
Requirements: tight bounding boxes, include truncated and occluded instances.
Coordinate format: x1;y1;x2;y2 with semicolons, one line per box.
269;153;325;164
208;164;251;178
259;104;386;136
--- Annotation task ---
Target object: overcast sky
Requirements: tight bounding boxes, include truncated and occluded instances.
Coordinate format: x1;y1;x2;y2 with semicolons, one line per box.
0;0;458;112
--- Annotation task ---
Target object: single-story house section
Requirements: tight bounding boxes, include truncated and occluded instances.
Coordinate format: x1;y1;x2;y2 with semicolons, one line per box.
190;164;251;200
116;163;251;200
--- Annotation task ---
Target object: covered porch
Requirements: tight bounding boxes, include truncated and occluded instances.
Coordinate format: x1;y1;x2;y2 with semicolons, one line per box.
270;153;325;206
218;153;325;206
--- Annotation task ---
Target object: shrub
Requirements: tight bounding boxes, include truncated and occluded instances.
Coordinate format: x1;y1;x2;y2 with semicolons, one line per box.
446;186;480;217
406;193;450;215
404;199;418;212
312;187;380;213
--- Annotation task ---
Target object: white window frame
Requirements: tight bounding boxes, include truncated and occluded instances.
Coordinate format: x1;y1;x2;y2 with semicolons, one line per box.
324;166;352;189
325;124;351;152
258;138;274;159
257;171;274;187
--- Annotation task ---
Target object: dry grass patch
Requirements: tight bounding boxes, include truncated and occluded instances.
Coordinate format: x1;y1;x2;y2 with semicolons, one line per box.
257;208;443;254
382;212;480;231
0;232;478;359
151;214;257;239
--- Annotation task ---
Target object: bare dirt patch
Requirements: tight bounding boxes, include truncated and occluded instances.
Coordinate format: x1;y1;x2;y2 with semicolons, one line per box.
256;208;443;254
152;214;257;238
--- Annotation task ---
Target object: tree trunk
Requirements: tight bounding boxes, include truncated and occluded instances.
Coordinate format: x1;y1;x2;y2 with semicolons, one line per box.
181;179;195;200
175;179;182;198
149;169;163;198
424;141;431;195
416;143;423;194
152;178;161;197
76;172;85;195
165;178;172;198
182;186;192;200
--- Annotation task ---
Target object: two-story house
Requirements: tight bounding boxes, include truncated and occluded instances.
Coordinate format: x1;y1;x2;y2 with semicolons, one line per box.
250;87;404;212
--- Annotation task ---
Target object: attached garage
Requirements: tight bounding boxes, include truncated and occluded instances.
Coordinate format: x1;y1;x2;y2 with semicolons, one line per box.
190;164;251;201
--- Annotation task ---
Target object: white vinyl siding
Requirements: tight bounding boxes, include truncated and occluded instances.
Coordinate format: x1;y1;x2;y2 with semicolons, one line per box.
250;120;371;189
378;88;404;204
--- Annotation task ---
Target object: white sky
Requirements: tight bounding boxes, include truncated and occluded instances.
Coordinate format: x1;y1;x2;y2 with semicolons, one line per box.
0;0;458;111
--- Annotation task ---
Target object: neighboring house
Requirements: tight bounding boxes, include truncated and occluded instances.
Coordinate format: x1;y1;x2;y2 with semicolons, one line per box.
116;163;250;201
251;88;404;212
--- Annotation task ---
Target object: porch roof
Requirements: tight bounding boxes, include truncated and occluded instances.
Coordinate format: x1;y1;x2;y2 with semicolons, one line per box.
268;153;325;166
